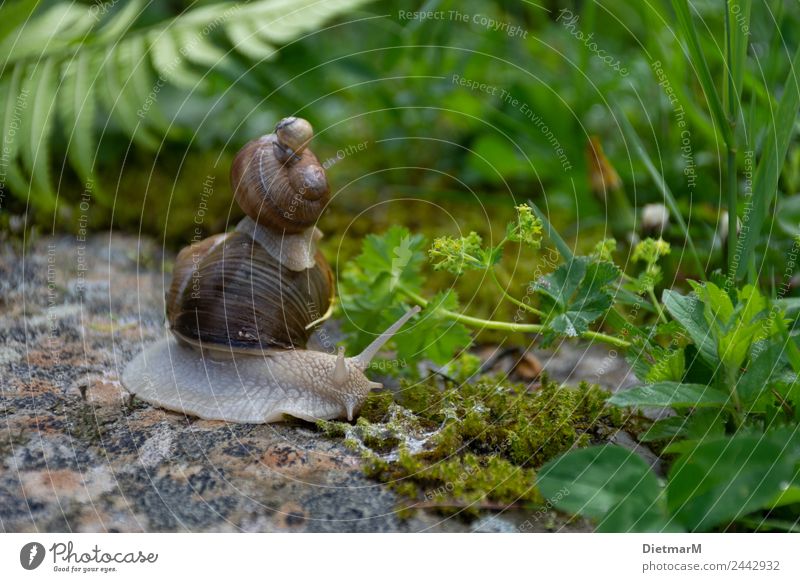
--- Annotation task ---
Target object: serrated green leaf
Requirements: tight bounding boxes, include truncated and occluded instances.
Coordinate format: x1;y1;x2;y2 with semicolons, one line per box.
738;342;786;407
356;226;427;292
662;289;718;365
608;382;731;409
534;257;619;337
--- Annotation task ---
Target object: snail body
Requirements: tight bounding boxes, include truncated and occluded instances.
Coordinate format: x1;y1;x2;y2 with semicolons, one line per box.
122;117;418;423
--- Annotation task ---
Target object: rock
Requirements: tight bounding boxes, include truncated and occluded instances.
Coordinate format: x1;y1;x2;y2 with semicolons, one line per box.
0;234;646;532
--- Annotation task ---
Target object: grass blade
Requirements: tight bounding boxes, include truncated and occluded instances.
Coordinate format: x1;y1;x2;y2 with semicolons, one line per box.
736;43;800;280
671;0;733;147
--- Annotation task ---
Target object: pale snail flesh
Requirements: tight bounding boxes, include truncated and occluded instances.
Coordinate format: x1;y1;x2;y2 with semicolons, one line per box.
123;116;419;423
122;306;420;423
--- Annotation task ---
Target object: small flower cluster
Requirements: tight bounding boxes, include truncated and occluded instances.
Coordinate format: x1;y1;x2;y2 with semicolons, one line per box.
428;231;485;275
508;204;544;248
632;237;671;293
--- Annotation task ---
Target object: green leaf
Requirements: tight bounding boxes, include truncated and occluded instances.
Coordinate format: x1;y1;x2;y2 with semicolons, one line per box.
662;289;718;365
538;445;677;532
639;416;689;442
59;52;100;196
668;429;800;531
738;342;786;407
670;0;732;146
609;382;731;409
356;226;426;292
95;0;146;41
148;29;206;90
20;58;58;210
0;63;30;198
0;0;39;43
736;42;800;280
226;21;277;61
534;257;619;338
101;43;160;151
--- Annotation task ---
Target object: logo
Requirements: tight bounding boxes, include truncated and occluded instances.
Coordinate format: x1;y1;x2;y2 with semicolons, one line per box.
20;542;46;570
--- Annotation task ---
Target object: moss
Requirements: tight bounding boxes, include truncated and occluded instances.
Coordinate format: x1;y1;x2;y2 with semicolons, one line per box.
318;373;625;517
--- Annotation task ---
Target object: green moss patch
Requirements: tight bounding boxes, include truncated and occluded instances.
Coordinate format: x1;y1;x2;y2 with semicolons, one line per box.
317;374;625;516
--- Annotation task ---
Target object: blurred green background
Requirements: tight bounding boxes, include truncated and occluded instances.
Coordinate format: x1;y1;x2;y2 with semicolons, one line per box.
1;0;799;285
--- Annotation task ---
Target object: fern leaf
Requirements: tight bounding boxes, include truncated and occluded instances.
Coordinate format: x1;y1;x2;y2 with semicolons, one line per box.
226;21;277;61
20;59;58;210
1;3;94;64
246;0;372;43
0;64;30;199
95;0;147;41
148;29;206;89
59;51;103;199
118;36;178;140
0;0;40;43
101;44;160;151
178;29;229;68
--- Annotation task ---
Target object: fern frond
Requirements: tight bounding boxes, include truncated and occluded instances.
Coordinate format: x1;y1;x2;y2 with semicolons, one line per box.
0;0;375;213
20;59;58;210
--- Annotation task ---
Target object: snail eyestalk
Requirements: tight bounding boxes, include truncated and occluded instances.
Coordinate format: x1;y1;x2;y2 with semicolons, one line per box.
352;306;421;370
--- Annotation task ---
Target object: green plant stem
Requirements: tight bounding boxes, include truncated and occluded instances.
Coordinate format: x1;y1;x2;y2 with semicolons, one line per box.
489;261;546;319
647;288;668;324
725;3;739;281
397;286;631;349
620;272;667;323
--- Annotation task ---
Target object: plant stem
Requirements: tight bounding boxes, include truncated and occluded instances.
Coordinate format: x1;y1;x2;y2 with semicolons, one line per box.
648;288;669;324
725;1;739;281
397;286;631;349
489;266;546;318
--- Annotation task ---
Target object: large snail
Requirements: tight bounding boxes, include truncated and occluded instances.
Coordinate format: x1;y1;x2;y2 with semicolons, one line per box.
122;117;419;423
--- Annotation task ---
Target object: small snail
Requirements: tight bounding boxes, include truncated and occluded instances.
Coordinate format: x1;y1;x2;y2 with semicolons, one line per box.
123;117;419;423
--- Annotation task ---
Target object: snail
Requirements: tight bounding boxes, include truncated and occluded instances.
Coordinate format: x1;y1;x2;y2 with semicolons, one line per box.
122;117;420;423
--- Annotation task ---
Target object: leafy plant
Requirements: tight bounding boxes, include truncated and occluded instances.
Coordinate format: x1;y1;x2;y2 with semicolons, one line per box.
0;0;372;212
536;280;800;531
339;204;630;368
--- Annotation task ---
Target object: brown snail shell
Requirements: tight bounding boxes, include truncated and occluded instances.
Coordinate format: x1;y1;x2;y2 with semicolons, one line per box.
123;116;421;424
166;229;333;351
231;119;329;234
